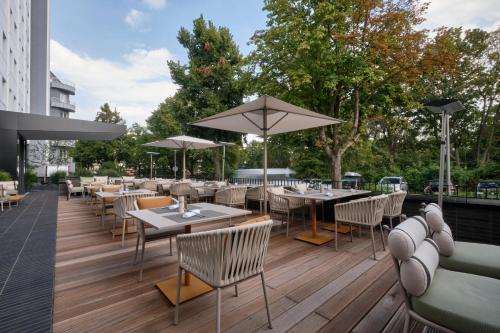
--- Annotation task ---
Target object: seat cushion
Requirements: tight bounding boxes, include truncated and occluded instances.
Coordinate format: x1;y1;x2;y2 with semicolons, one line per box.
440;241;500;279
412;268;500;333
144;227;184;241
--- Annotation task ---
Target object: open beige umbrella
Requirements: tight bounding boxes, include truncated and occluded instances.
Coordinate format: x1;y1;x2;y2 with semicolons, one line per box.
144;135;220;179
193;95;342;212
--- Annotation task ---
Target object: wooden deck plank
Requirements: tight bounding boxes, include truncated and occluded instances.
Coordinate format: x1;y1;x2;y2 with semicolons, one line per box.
53;196;417;333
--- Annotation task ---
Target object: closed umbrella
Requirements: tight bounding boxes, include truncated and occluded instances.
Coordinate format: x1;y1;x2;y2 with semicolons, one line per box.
144;135;220;179
193;95;342;212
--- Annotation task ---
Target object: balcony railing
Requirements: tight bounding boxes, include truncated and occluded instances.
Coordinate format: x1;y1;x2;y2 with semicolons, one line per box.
51;80;75;94
50;97;76;112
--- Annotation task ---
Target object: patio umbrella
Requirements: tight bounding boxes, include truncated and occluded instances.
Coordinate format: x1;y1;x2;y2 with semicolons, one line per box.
144;135;220;179
193;95;342;212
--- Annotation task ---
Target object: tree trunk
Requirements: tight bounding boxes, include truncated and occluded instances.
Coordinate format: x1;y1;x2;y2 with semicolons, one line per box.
332;152;342;189
213;148;221;180
481;105;499;164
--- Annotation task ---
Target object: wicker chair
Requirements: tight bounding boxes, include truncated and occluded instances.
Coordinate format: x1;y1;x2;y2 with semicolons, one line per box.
98;185;122;218
122;176;135;189
268;188;305;237
66;179;84;200
133;196;185;281
138;180;158;192
174;220;274;333
215;186;247;208
94;176;109;184
334;194;388;259
383;191;407;228
170;182;192;201
112;192;156;246
246;186;266;214
189;185;215;203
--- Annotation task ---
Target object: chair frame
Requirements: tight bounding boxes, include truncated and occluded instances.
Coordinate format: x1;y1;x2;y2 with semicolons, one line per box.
268;190;305;237
174;221;274;333
383;191;407;228
334;195;388;259
214;186;247;208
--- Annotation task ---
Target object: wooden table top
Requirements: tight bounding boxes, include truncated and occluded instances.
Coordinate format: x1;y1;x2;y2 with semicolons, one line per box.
94;189;156;198
283;189;371;201
128;202;251;231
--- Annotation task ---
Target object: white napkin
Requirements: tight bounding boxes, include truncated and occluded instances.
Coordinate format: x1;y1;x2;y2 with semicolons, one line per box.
324;192;334;197
182;209;201;218
168;204;179;210
298;190;305;194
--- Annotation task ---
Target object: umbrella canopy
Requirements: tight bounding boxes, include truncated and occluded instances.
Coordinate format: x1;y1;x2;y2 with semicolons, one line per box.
193;95;342;212
144;135;220;179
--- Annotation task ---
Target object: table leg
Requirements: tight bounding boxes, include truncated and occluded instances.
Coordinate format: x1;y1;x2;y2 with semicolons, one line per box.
155;223;211;304
295;199;334;245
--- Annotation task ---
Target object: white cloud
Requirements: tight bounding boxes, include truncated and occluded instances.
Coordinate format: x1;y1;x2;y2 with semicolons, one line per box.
125;9;148;28
50;40;177;126
142;0;167;10
423;0;499;31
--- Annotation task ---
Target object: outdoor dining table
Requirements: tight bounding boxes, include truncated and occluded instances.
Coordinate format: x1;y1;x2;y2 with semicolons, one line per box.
128;202;251;304
94;189;156;228
283;189;371;245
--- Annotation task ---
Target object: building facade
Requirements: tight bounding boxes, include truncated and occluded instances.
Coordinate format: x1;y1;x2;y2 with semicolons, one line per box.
50;71;75;118
0;0;50;115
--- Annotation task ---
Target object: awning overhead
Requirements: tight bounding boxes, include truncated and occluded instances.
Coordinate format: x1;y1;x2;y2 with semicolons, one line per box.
0;110;126;140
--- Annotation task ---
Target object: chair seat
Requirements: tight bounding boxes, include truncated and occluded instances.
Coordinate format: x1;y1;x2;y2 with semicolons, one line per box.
144;227;184;241
412;268;500;333
71;186;84;192
440;241;500;279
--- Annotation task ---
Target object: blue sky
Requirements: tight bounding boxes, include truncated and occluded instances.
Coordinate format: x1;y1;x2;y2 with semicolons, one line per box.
50;0;499;126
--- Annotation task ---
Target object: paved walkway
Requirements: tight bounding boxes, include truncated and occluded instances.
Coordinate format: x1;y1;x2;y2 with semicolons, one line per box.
0;191;58;333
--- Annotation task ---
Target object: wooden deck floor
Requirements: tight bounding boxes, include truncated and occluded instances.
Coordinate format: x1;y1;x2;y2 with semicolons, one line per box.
53;197;423;333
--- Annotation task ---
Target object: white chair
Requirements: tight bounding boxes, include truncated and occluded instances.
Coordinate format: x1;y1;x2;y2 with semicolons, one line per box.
112;192;156;247
334;195;388;259
268;187;305;237
170;182;192;200
383;191;407;228
138;180;158;191
66;179;84;200
246;185;266;213
214;186;247;208
174;220;274;333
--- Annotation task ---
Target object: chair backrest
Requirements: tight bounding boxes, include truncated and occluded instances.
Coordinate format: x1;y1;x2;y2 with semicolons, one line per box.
80;177;94;186
268;186;284;195
335;194;388;225
102;185;122;192
293;183;308;192
122;176;135;183
136;196;173;209
215;186;247;205
139;180;158;191
170;182;192;197
94;176;109;184
246;186;265;200
384;191;407;217
113;192;156;219
267;190;288;212
176;220;274;287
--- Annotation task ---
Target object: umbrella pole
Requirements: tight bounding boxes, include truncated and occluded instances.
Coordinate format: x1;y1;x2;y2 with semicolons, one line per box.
183;148;186;180
263;108;268;214
222;145;226;181
438;111;446;208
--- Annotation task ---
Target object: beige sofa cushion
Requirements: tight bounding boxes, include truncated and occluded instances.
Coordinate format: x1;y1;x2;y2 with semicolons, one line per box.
388;216;429;261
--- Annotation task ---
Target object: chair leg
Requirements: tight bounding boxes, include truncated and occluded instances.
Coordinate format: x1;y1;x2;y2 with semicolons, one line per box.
121;219;126;247
350;224;353;242
174;266;182;325
169;237;173;256
216;287;222;333
370;226;377;260
286;211;290;237
302;206;306;229
112;215;117;240
335;219;338;251
389;216;393;229
261;272;273;329
379;223;386;250
138;239;146;281
133;235;140;264
234;284;238;297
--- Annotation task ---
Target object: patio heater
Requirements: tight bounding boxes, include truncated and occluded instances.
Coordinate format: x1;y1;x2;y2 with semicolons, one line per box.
218;141;236;181
424;99;465;208
146;151;160;180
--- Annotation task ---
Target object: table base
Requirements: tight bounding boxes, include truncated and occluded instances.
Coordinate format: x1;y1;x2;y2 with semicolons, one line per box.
156;275;212;304
110;226;137;237
295;231;334;245
322;223;358;234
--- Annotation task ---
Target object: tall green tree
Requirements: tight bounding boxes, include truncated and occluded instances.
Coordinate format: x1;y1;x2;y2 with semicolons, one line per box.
248;0;440;185
148;15;247;179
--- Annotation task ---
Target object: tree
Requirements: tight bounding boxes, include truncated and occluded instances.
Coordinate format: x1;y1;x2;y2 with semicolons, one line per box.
95;103;125;124
148;16;247;179
248;0;440;185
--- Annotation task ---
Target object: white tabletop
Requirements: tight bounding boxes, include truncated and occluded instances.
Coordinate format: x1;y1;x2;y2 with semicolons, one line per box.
128;202;251;230
283;189;371;201
95;189;156;198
